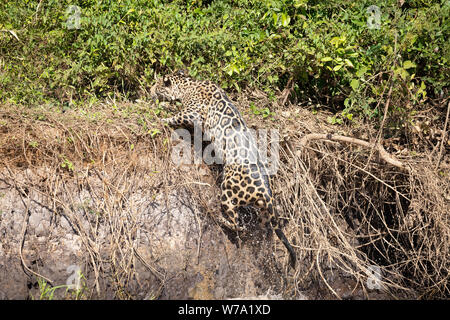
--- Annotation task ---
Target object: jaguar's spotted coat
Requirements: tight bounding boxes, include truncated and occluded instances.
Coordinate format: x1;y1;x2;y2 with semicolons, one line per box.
150;70;296;268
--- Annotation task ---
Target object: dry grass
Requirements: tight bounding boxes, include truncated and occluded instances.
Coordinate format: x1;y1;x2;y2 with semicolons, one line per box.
0;100;449;299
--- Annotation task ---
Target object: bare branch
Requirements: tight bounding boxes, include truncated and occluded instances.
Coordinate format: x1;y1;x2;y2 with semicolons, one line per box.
297;133;407;170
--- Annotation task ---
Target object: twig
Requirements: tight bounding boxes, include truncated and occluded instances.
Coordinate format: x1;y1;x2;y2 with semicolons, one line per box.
376;79;395;145
280;73;295;106
297;133;407;170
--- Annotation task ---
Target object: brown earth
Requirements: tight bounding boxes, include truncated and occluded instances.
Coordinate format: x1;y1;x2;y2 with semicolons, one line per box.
0;100;448;299
0;164;303;300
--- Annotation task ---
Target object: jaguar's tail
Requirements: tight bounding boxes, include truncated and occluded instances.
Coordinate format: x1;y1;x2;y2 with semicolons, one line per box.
268;204;296;269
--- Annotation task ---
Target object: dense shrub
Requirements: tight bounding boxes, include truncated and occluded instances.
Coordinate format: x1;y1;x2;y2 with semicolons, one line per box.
0;0;448;123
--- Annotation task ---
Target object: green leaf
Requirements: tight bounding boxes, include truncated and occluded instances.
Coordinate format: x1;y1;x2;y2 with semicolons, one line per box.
345;112;353;121
272;12;278;26
356;66;368;77
281;13;291;27
344;59;354;68
333;64;343;71
395;67;409;80
403;60;416;69
420;81;426;90
350;79;360;91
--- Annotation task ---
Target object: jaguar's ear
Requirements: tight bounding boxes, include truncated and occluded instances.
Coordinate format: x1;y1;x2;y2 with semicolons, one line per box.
176;69;188;76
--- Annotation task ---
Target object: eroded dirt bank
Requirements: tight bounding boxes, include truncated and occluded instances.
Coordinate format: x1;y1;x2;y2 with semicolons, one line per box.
0;103;448;299
0;167;293;299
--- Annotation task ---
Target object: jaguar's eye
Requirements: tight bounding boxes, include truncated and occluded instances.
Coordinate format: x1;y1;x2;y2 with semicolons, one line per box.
163;77;171;87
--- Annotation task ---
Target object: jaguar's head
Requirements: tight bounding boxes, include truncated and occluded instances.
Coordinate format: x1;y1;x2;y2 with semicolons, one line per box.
150;69;191;102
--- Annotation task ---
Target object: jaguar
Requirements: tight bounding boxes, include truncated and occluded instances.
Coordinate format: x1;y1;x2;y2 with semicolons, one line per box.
150;70;296;268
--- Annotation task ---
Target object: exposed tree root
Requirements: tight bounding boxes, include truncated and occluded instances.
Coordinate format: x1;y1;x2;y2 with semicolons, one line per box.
296;133;407;170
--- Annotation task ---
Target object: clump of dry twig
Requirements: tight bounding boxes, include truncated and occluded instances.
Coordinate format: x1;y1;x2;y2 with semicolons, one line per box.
267;105;449;299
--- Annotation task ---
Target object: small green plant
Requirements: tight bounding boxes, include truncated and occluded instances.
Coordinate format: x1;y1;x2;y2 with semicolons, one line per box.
149;128;161;138
250;103;275;120
33;271;87;300
29;141;38;148
34;278;67;300
61;158;74;172
327;115;343;125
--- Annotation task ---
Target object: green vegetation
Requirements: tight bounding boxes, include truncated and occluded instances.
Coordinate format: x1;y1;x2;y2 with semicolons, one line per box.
32;274;87;300
1;0;448;123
